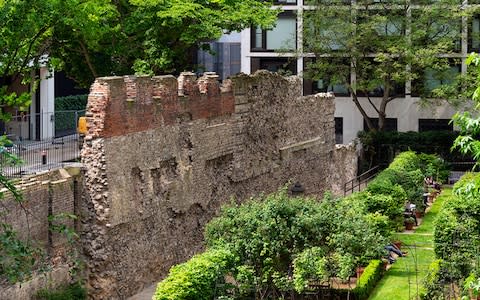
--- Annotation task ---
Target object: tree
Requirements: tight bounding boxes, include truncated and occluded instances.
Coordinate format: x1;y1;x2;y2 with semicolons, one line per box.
49;0;278;87
452;53;480;166
303;0;465;131
1;0;278;89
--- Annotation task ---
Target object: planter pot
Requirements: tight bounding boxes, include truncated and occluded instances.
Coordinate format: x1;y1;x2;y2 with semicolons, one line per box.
382;260;389;270
356;266;365;278
393;241;402;250
415;211;424;219
405;222;414;230
427;194;434;203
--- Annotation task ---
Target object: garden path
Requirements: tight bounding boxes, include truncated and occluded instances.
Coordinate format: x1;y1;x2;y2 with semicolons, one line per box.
368;188;450;300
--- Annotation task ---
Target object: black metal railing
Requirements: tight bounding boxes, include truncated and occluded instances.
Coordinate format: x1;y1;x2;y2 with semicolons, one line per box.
3;110;85;141
0;134;80;178
344;165;381;196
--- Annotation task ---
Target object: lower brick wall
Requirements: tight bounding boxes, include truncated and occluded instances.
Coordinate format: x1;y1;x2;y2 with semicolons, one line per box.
0;167;82;296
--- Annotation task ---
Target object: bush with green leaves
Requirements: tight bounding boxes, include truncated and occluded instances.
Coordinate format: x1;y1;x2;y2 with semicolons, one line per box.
202;188;388;297
0;223;41;283
353;259;383;300
417;153;450;183
54;95;88;112
432;174;480;294
35;282;86;300
154;248;236;300
420;259;443;300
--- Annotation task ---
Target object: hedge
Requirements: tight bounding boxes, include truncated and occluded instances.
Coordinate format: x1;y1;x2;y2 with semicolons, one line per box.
354;259;383;300
433;173;480;281
154;248;235;300
54;95;88;111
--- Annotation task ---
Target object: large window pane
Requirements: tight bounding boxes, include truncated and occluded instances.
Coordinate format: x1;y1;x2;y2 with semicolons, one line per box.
266;17;296;50
469;15;480;52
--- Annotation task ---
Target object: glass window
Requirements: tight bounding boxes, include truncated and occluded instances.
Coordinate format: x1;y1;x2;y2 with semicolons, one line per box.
251;58;297;75
274;0;297;4
423;65;460;93
266;17;296;50
335;117;343;144
303;58;350;96
251;14;296;51
363;118;398;132
418;119;453;132
469;15;480;52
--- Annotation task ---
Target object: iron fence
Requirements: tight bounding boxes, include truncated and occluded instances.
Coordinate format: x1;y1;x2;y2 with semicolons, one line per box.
0;134;81;178
3;110;85;141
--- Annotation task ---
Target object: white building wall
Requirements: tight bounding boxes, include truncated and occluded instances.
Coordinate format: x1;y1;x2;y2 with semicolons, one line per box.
39;67;55;140
335;97;458;143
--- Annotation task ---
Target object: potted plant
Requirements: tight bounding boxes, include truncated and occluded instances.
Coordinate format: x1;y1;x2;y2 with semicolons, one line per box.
404;217;415;230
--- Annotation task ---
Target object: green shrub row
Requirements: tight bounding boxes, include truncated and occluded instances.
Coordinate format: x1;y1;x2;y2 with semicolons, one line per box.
433;173;480;283
154;248;235;300
54;95;88;112
351;151;445;231
354;259;383;300
155;188;389;299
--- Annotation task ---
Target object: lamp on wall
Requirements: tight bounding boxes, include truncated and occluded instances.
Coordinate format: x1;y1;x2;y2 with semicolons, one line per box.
290;181;305;196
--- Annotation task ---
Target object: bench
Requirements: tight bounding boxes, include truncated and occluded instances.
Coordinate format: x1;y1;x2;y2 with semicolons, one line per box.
448;171;464;184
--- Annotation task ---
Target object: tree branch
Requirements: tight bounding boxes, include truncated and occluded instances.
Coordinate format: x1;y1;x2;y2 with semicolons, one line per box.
350;87;376;131
366;93;381;115
79;40;98;79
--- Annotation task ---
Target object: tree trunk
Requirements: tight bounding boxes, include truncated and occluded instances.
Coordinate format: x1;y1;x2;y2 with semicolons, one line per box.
350;88;376;132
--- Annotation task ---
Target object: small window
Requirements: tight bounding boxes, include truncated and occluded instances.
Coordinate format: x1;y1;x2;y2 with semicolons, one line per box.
251;58;297;75
418;119;453;132
363;118;398;132
335;117;343;144
469;15;480;53
274;0;297;4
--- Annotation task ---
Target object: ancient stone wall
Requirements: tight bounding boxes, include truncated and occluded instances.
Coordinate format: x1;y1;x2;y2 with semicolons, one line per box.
81;71;354;299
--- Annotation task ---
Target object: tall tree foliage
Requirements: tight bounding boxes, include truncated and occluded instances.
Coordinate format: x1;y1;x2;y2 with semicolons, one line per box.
1;0;278;89
49;0;278;86
452;53;480;166
304;0;464;131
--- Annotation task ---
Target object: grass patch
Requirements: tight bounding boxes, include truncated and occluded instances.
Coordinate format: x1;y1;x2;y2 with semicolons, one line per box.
368;188;450;300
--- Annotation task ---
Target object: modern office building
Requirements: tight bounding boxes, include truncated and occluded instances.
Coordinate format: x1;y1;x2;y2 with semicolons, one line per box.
232;0;476;144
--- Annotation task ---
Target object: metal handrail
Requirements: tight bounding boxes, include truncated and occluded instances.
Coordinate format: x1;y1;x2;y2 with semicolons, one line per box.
343;165;381;196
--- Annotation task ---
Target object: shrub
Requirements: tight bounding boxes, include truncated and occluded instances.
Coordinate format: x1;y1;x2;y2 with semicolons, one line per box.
354;259;383;300
0;223;41;283
35;282;86;300
54;95;88;111
205;188;388;296
420;259;443;300
433;173;480;284
154;248;235;300
453;172;480;200
417;153;450;183
388;151;420;172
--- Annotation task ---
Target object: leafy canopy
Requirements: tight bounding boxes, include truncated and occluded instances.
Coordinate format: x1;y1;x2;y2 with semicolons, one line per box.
1;0;278;89
304;0;465;131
